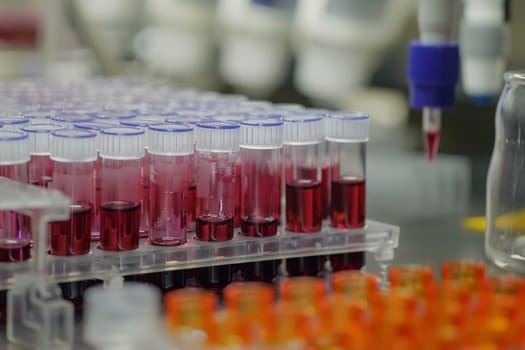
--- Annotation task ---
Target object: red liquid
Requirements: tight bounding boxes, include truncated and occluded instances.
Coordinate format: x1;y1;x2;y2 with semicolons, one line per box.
241;260;278;282
132;271;186;291
188;183;196;226
140;156;150;238
321;165;330;219
29;154;53;188
285;180;322;233
330;179;365;229
92;158;101;241
149;182;187;246
99;201;140;251
195;266;232;290
234;163;241;227
330;252;365;272
240;217;278;237
0;239;30;262
287;256;323;277
50;205;92;256
425;130;440;161
195;215;234;242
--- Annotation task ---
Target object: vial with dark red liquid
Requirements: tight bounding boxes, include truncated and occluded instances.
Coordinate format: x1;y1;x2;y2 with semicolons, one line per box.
0;130;31;262
194;121;239;242
194;121;239;289
49;128;97;256
283;114;324;233
22;123;64;188
147;123;194;246
326;112;369;271
98;127;145;251
74;121;113;241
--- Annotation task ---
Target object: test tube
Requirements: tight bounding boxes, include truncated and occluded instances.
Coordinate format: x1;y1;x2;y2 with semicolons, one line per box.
0;131;31;262
98;127;145;251
23;110;56;124
49;129;97;256
147;124;194;246
22;123;65;187
0;115;30;130
326;112;369;272
194;121;239;241
283;114;324;233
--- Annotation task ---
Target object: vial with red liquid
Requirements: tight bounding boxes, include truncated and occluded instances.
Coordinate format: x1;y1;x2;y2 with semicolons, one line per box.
147;123;194;246
74;121;113;241
194;121;239;242
98;127;145;251
49;128;97;256
283;114;324;233
0;130;31;262
22;123;64;187
326;112;369;271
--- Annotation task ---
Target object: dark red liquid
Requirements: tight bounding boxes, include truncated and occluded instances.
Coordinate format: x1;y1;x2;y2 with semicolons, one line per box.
195;215;234;242
132;271;186;291
188;183;196;226
92;159;101;241
140;157;150;238
321;165;330;220
50;205;92;256
330;179;365;229
241;260;278;282
425;130;440;161
287;256;323;277
194;266;232;290
285;181;322;233
330;252;365;272
99;201;140;251
234;163;241;227
240;217;278;237
0;239;30;262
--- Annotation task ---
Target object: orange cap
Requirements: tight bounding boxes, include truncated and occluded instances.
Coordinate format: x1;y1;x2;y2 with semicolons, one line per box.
332;270;379;300
280;277;326;313
206;310;246;347
441;261;487;290
389;265;435;298
261;303;307;346
164;288;217;332
223;282;274;322
490;275;525;300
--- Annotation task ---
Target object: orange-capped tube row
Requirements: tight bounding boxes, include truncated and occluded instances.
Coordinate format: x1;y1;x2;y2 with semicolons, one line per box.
280;277;327;313
223;282;275;322
441;261;487;290
261;303;307;347
164;288;217;332
331;270;379;300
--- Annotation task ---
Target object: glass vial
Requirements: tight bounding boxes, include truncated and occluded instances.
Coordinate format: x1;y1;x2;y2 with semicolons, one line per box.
194;121;240;242
148;123;194;246
239;119;283;236
0;130;31;262
49;129;97;256
22;123;64;187
283;114;324;233
98;127;145;251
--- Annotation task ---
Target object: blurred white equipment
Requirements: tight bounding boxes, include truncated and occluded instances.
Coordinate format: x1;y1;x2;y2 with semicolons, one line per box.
292;0;414;106
217;0;296;97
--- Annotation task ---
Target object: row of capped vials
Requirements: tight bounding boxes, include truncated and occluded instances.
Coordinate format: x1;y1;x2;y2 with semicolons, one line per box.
83;261;525;350
0;78;368;262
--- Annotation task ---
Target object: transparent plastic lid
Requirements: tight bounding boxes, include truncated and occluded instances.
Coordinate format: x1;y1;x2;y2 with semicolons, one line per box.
93;110;136;122
50;129;98;162
0;130;30;164
240;119;284;148
0;116;30;130
213;113;248;124
83;283;161;348
147;123;194;155
195;121;240;152
283;114;323;144
100;127;145;159
325;112;370;142
73;121;113;131
51;113;93;124
21;123;66;155
121;117;164;128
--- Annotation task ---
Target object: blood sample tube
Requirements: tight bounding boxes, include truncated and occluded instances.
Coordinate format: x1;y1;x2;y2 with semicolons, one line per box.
147;123;194;246
194;121;239;289
98;127;145;251
74;121;113;241
22;123;64;187
283;114;323;233
49;129;97;256
194;121;239;241
0;130;31;262
326;112;369;272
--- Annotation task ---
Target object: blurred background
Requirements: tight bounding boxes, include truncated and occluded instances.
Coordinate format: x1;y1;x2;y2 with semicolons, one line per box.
0;0;523;257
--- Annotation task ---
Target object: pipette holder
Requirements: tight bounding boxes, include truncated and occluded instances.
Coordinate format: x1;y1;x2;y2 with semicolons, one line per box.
0;177;73;349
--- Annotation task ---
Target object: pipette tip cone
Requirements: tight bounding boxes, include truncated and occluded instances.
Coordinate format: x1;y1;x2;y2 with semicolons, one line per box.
425;130;440;161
